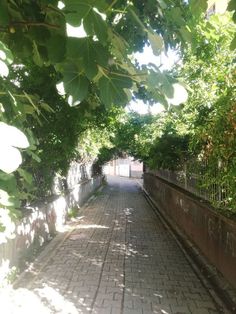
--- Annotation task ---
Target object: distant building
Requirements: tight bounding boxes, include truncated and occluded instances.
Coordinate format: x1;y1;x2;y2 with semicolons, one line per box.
103;157;143;178
207;0;229;17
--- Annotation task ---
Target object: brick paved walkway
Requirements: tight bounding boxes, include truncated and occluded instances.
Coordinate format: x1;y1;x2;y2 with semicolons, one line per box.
2;176;221;314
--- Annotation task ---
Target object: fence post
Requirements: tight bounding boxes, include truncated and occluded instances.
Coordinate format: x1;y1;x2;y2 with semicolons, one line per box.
184;163;187;189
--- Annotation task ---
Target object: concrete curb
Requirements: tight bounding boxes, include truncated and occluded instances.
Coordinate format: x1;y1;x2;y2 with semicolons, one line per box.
138;181;236;314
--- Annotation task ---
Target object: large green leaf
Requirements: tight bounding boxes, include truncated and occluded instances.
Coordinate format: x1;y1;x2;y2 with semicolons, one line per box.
228;0;236;11
9;32;33;59
179;26;193;44
168;7;185;27
83;9;108;42
62;63;89;105
0;172;18;193
99;73;133;106
67;38;97;79
0;172;21;209
32;41;44;67
28;27;51;46
63;0;108;28
109;30;128;60
189;0;208;16
67;38;109;79
63;1;90;26
47;34;66;63
147;70;175;101
92;41;109;67
147;30;164;56
0;0;9;26
17;168;33;185
148;88;169;108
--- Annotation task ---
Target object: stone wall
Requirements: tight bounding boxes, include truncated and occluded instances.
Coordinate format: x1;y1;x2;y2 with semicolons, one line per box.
0;172;103;283
144;172;236;289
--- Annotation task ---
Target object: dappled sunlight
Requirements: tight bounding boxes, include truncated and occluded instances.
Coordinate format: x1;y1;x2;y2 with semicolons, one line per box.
0;177;220;314
159;310;170;314
123;286;169;314
76;224;109;230
0;259;17;287
125;245;139;257
0;283;93;314
53;197;67;232
85;258;103;268
69;215;84;224
72;188;80;203
123;207;133;216
122;284;168;314
0;195;88;286
153;292;163;298
35;284;79;313
87;240;106;245
70;251;103;268
0;286;50;314
68;224;109;241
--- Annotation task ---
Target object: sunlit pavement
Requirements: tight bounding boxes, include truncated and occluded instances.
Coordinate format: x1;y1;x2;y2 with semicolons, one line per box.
1;176;221;314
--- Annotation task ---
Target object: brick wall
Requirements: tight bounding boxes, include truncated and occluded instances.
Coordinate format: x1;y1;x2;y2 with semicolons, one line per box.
144;172;236;289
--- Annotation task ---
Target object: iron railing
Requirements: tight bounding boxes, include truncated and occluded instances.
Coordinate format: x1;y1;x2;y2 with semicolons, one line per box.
148;160;231;209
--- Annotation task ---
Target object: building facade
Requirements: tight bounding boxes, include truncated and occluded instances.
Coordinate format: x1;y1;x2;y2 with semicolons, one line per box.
207;0;229;16
103;157;143;178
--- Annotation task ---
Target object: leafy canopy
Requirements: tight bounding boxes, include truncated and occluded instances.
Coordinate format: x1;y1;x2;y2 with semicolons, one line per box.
0;0;236;235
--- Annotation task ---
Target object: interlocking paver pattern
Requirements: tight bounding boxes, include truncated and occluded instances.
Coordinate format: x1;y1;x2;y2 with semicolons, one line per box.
2;176;221;314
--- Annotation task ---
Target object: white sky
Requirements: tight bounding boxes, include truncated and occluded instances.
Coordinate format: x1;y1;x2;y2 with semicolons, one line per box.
135;45;179;71
126;99;165;115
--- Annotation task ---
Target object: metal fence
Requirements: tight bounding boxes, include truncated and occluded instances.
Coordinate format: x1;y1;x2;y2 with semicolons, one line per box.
148;160;231;209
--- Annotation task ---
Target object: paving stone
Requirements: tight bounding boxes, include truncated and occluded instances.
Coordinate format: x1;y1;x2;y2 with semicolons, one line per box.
4;176;223;314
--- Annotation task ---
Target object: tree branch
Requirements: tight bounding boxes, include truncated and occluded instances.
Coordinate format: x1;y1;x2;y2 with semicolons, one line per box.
43;5;65;16
11;21;60;29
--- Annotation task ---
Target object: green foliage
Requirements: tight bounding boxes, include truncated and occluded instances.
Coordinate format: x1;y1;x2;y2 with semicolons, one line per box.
68;207;78;219
169;13;236;212
99;72;133;107
227;0;236;49
105;109;189;170
147;122;191;170
96;12;236;216
0;0;234;239
0;0;197;109
96;110;180;170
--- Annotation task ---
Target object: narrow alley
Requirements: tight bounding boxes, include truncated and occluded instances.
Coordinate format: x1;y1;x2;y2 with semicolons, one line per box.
2;176;223;314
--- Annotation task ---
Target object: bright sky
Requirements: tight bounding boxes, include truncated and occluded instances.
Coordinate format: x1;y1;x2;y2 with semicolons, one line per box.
135;45;179;71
